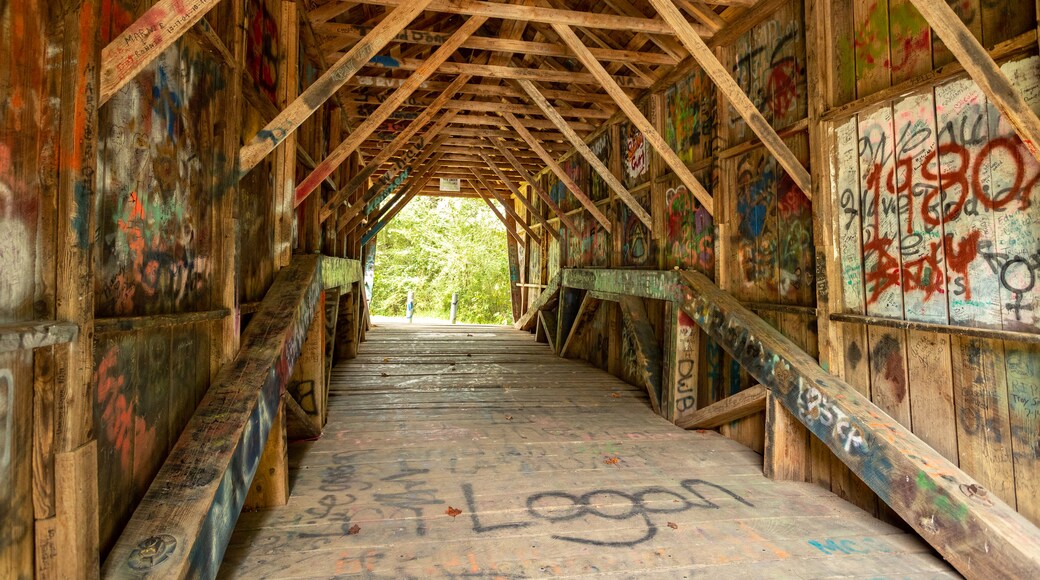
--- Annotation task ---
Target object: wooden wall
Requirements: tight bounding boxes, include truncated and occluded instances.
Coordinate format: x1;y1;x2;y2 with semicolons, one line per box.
521;0;1040;529
0;0;366;576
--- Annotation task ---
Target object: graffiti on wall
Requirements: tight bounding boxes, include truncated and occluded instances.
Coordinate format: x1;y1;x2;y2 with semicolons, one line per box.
246;0;280;102
622;121;648;188
834;57;1040;331
620;193;654;267
589;132;611;202
97;43;229;317
730;9;806;141
734;149;779;290
567;210;610;268
666;67;716;165
663;183;714;275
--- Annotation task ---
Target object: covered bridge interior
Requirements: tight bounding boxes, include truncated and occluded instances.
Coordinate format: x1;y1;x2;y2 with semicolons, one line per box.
2;0;1040;577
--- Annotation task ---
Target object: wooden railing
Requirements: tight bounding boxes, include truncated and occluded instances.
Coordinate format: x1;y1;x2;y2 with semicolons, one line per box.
102;255;361;578
522;268;1040;578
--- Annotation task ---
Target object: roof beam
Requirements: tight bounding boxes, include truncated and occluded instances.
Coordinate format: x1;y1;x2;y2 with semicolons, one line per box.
551;23;714;214
358;58;653;89
320;76;470;222
484;136;579;234
477;152;565;236
346;76;616;104
320;24;680;66
294;15;487;207
649;0;811;196
517;79;652;229
237;0;434;176
500;112;611;232
345;0;718;34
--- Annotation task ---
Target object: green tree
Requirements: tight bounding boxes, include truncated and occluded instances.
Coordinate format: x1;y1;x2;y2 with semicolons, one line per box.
371;196;512;324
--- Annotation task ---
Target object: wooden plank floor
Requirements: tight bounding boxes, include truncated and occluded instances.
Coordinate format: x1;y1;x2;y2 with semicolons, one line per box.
219;323;957;579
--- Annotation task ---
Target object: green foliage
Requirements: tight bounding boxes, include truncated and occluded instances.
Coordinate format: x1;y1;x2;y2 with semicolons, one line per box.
371;196;512;324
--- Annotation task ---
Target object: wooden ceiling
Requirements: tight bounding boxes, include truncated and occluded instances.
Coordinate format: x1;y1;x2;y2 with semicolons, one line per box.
298;0;756;206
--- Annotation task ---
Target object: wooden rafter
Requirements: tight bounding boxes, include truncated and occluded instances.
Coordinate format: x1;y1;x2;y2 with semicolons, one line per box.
345;0;719;34
516;79;652;229
238;0;435;176
500;112;612;232
469;180;526;245
321;78;470;222
470;167;550;243
476;152;560;236
551;23;714;214
295;15;487;207
484;136;579;234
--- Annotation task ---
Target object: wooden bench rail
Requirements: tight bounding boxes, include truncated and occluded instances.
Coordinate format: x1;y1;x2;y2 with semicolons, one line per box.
677;385;766;430
0;320;78;353
102;255;324;578
678;269;1040;578
319;255;363;290
561;268;684;302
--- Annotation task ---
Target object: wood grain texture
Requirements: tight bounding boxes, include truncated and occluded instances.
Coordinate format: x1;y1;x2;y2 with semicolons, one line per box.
680;269;1040;577
237;0;436;176
679;384;766;429
218;322;954;579
102;255;324;578
100;0;225;103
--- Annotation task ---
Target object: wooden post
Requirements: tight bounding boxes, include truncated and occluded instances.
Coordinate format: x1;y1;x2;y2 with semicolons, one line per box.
336;285;358;361
764;391;809;481
286;293;327;437
243;404;289;508
273;0;299;267
51;1;102;575
663;305;700;423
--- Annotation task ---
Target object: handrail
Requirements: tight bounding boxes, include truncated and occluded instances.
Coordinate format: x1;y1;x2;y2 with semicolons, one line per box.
678;269;1040;578
102;255;326;578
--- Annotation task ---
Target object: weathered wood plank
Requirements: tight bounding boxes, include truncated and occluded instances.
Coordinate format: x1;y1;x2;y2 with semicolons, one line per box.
563;269;684;303
907;0;1040;161
320;256;363;290
679;270;1040;577
237;0;435;176
0;321;78;353
678;385;766;430
619;296;664;415
102;255;324;578
515;274;561;331
99;0;224;104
